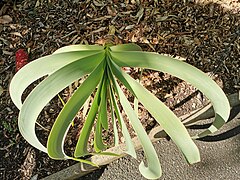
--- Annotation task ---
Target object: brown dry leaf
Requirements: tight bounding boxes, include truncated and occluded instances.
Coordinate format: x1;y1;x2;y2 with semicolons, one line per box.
9;24;17;29
107;6;117;16
0;15;12;24
95;37;106;45
2;50;13;55
0;4;9;16
92;27;106;33
125;24;135;30
10;32;23;38
156;15;169;22
35;0;40;8
72;37;81;44
136;6;144;24
93;0;105;7
0;86;3;96
70;34;78;43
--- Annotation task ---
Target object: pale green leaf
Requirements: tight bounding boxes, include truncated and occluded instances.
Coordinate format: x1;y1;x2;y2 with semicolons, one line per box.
47;61;105;159
91;152;120;156
19;52;104;153
94;76;108;152
109;94;119;146
110;51;230;138
53;44;104;54
110;43;142;52
99;77;108;130
94;116;106;152
110;61;200;164
108;77;136;158
108;66;162;179
10;50;103;109
74;77;103;157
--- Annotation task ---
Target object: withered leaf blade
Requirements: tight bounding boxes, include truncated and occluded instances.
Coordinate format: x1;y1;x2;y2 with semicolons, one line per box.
0;15;12;24
0;86;3;96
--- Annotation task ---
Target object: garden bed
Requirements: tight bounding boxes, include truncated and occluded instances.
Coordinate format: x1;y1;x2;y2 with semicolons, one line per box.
0;0;239;179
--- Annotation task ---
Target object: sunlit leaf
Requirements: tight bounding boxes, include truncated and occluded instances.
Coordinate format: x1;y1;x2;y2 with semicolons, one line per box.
10;50;103;109
110;60;200;164
110;51;230;138
108;64;162;179
19;52;104;152
48;61;105;159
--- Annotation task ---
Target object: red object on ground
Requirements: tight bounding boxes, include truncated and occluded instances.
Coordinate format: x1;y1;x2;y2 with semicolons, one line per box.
15;49;28;72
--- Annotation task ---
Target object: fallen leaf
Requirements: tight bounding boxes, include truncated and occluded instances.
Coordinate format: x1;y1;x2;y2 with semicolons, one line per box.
92;27;106;33
136;6;144;23
35;0;40;7
0;58;4;65
9;24;17;29
2;50;13;55
156;16;169;22
10;32;23;38
125;25;135;30
0;86;3;96
93;0;105;7
0;5;9;16
0;15;12;24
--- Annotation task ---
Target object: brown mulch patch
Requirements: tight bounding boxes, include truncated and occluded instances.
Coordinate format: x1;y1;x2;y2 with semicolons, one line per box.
0;0;239;179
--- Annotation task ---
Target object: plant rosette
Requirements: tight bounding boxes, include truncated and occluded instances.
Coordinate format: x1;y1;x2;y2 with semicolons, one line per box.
9;43;230;179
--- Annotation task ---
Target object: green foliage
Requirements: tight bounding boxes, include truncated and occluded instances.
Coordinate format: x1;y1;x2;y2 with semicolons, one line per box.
9;43;230;179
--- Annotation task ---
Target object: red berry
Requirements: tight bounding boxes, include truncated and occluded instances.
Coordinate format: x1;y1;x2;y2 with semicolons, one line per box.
15;49;28;72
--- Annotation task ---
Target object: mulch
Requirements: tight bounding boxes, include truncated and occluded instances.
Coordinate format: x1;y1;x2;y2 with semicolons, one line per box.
0;0;239;179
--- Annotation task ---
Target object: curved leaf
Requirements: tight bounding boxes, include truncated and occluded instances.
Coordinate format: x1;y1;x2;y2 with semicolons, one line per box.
108;65;162;179
108;82;137;158
109;94;119;146
110;51;230;138
19;52;105;152
94;115;107;152
47;61;105;159
10;50;103;109
94;77;109;152
99;77;108;130
53;44;104;54
74;78;103;157
110;43;142;52
110;61;200;164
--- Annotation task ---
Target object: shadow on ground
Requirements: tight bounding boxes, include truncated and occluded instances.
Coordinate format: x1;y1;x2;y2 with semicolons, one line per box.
191;105;240;141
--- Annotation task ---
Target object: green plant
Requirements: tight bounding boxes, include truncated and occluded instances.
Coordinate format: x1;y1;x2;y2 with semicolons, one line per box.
10;43;230;179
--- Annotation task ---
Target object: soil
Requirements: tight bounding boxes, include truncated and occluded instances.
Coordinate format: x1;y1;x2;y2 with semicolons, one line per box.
0;0;239;180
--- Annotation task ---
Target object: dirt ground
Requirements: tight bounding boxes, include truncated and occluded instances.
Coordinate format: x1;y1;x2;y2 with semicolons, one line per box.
0;0;239;179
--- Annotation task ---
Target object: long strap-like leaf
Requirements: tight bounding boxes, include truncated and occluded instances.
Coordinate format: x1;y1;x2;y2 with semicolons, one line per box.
108;81;137;159
74;73;105;157
53;44;104;54
108;62;162;179
18;52;105;153
110;43;142;52
10;50;103;109
110;51;230;138
94;76;109;152
110;60;200;165
48;61;105;159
